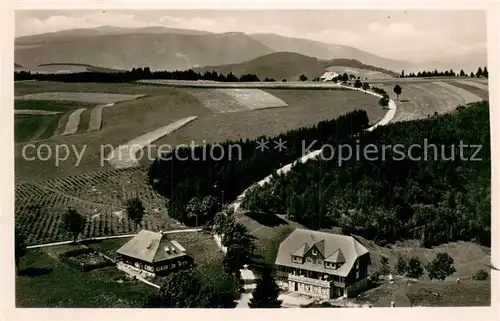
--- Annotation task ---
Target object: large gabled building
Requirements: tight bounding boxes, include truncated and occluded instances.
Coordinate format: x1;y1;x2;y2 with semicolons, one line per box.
116;230;193;276
275;229;371;299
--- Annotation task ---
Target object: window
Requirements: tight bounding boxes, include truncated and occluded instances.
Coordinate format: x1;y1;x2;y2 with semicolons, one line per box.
317;259;323;265
292;256;303;263
306;257;312;263
325;262;331;268
312;249;317;256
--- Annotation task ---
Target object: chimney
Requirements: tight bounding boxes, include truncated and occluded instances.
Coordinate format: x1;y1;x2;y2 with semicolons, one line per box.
390;301;395;308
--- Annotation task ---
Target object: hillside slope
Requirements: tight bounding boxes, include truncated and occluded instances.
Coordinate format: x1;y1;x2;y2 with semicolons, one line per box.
249;33;411;72
195;52;398;80
15;31;274;71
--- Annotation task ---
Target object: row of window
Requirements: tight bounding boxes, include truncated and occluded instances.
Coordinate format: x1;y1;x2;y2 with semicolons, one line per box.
292;256;342;270
155;260;190;271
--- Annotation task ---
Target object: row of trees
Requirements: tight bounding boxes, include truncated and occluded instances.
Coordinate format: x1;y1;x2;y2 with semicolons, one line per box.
148;110;371;225
377;252;457;281
241;101;490;247
401;66;488;78
14;68;261;83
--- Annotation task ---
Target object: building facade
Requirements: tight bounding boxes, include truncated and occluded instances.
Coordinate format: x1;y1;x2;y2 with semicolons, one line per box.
117;229;193;276
274;229;371;299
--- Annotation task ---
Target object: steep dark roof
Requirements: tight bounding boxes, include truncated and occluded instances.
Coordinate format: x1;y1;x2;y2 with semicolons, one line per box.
275;228;369;277
116;230;187;263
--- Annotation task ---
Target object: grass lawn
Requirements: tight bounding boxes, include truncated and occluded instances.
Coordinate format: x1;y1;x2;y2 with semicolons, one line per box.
450;81;490;101
77;108;91;133
16;247;152;307
14;99;95;112
15;114;63;143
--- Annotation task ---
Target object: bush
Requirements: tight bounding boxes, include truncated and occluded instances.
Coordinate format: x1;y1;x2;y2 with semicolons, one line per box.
472;269;489;280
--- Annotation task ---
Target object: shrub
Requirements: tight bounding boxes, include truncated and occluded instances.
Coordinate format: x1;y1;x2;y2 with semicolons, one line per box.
472;269;489;280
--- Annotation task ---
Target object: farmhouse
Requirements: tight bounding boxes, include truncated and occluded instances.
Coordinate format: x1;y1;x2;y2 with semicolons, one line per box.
275;229;371;299
319;71;339;82
116;229;193;276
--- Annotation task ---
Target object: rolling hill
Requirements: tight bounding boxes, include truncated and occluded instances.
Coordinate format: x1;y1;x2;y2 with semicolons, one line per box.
15;26;411;72
15;26;485;74
194;52;398;81
15;30;275;71
249;33;411;73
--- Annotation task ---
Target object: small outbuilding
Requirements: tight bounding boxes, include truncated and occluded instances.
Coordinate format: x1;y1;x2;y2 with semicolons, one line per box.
116;229;193;276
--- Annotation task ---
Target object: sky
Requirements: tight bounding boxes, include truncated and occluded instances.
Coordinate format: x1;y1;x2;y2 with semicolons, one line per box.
15;10;487;62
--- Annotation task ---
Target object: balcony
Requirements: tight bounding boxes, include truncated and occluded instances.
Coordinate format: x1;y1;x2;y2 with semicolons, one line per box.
288;273;331;287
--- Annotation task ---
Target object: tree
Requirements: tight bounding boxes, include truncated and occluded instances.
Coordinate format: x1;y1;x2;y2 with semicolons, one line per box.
483;66;488;78
155;269;211;308
62;208;86;243
460;69;465;77
406;256;424;279
379;256;390;275
354;79;362;88
299;74;308;82
201;195;220;224
281;79;287;82
379;96;390;109
476;67;483;78
15;227;26;273
185;197;203;225
126;197;145;227
249;267;282;308
393;84;402;101
395;255;408;276
401;70;405;78
425;252;456;281
342;73;349;82
470;71;475;77
362;82;370;91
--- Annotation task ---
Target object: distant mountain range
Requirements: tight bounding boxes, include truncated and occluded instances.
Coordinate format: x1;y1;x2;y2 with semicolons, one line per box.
195;52;398;81
15;26;486;75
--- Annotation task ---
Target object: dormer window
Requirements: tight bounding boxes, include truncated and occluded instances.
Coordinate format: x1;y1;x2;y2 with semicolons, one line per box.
306;257;312;263
292;256;303;263
317;259;323;265
312;249;317;256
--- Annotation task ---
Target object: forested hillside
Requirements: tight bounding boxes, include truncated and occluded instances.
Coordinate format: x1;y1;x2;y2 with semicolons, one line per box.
242;101;490;247
148;110;370;225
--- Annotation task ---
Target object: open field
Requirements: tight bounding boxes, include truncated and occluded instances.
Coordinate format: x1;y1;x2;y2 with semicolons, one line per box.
145;88;382;162
15;114;64;143
326;66;395;79
16;246;152;307
186;88;289;113
15;110;63;115
108;116;198;169
454;79;489;92
359;279;490;307
14;82;380;182
15;99;96;112
15;166;184;245
16;92;145;104
450;81;490;101
370;81;487;122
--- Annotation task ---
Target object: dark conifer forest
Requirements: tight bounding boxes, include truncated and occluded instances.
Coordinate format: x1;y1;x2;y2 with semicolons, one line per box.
148;110;370;225
242;101;490;247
